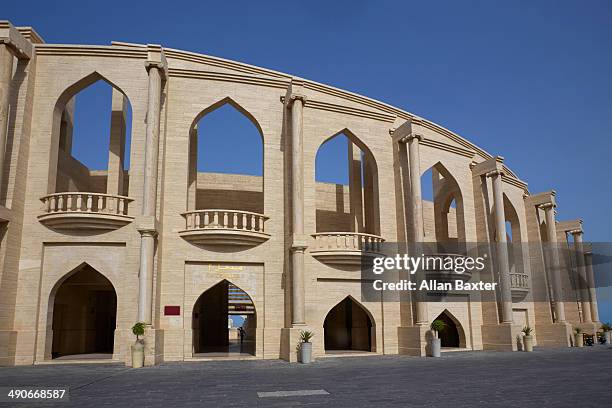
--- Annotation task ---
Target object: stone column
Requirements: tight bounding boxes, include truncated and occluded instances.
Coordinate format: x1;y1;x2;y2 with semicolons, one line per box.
571;230;592;323
487;170;513;324
187;126;198;211
348;141;363;232
403;133;427;325
107;89;127;196
541;202;566;322
137;60;163;324
0;42;15;188
583;249;599;323
289;94;307;325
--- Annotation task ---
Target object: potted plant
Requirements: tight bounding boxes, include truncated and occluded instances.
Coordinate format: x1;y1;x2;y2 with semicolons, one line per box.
574;327;584;348
131;322;145;368
298;330;314;364
522;326;534;352
428;320;446;357
601;323;611;345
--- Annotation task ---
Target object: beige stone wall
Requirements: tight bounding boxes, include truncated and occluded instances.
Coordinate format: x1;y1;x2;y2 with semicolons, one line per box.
0;25;589;365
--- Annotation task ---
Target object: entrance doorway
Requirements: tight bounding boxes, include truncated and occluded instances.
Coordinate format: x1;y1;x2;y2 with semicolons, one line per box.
434;310;466;348
51;265;117;359
192;281;256;356
324;297;374;354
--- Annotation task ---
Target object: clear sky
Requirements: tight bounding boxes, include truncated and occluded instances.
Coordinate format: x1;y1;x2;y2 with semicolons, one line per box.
4;1;611;320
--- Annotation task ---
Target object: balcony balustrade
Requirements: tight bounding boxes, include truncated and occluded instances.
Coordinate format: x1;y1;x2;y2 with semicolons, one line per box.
310;232;385;265
510;272;530;301
179;209;270;246
38;192;134;230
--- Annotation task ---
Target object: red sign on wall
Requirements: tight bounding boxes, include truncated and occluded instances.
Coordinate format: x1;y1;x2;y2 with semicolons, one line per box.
164;306;181;316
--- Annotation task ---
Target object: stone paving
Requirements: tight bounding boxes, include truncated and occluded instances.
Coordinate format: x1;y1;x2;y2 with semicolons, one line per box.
0;346;610;407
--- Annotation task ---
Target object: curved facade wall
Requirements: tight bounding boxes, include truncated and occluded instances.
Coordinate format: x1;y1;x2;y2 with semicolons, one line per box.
0;21;599;365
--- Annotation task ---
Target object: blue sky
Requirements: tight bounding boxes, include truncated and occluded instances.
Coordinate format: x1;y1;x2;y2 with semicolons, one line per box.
5;0;611;320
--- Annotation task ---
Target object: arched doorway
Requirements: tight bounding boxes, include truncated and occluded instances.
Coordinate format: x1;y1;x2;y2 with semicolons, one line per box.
51;265;117;359
434;310;466;348
192;281;256;356
324;297;374;354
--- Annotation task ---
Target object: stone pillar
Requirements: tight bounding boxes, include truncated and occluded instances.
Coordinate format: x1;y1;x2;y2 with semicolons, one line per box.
289;94;307;325
187;126;198;211
583;249;599;323
137;58;164;324
571;230;592;323
348;141;363;232
404;133;427;325
541;203;566;322
107;89;127;196
0;43;15;189
487;170;513;324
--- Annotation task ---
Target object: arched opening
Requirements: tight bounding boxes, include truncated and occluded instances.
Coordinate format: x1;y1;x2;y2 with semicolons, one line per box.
324;297;375;354
421;162;466;253
314;130;379;234
188;99;263;214
433;310;466;348
192;280;256;356
504;194;524;276
50;264;117;360
53;76;132;197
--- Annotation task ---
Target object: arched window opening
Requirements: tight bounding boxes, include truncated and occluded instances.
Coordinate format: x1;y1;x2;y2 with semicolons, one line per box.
315;131;379;234
324;297;375;354
421;163;466;253
50;264;116;360
56;80;132;196
504;195;526;279
188;101;263;214
192;280;256;357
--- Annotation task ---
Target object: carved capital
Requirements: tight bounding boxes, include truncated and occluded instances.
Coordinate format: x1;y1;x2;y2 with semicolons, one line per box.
539;202;556;211
399;133;423;144
287;93;307;107
485;169;505;178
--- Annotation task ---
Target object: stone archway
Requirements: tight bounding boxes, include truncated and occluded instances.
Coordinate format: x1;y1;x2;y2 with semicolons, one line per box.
50;264;117;359
434;310;466;348
192;280;256;356
324;297;375;353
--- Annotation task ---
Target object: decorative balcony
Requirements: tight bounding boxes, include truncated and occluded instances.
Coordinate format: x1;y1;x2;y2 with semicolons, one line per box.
510;273;530;301
38;192;134;231
179;209;270;246
423;253;473;283
310;232;385;265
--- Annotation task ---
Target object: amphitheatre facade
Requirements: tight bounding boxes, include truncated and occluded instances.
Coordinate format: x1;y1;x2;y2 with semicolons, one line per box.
0;21;601;365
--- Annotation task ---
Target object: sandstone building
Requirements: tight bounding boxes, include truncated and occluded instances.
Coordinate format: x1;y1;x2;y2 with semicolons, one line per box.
0;21;601;365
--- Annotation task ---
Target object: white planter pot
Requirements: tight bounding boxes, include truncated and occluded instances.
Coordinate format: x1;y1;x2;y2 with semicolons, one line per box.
574;333;584;348
299;342;312;364
131;342;144;368
523;335;534;352
428;338;441;357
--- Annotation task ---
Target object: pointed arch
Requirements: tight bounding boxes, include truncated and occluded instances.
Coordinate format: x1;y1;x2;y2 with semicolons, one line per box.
47;263;117;359
421;161;466;250
189;96;264;140
50;72;133;195
433;309;466;348
323;295;375;353
315;128;380;235
192;279;256;356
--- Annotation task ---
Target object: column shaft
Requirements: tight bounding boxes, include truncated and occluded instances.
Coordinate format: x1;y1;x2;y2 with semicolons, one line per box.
543;204;566;322
137;65;162;324
572;232;592;323
290;96;305;325
584;253;599;322
490;171;513;324
107;89;127;196
348;141;363;232
406;135;427;325
0;44;15;189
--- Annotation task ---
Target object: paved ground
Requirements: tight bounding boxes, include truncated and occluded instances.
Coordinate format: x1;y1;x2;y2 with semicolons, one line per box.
1;346;610;407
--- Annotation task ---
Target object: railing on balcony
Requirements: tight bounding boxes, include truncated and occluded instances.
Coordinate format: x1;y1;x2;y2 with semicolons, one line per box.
510;272;530;301
179;209;270;246
510;273;529;289
310;232;385;265
38;192;134;230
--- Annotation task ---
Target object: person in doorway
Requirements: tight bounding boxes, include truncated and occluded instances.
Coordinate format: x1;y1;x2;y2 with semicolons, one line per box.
238;327;245;352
